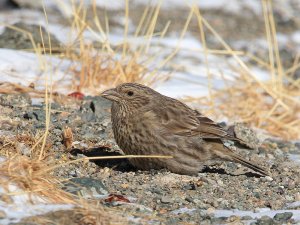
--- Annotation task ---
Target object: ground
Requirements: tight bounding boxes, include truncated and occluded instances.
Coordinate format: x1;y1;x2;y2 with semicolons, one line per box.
0;93;299;224
0;0;300;224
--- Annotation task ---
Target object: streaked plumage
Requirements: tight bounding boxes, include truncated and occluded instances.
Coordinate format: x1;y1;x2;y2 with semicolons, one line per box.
101;83;268;176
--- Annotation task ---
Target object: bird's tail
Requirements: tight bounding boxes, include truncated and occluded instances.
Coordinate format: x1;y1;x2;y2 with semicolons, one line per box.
229;152;269;176
213;144;269;176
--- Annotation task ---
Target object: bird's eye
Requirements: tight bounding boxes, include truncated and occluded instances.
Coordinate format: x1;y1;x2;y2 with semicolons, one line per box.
127;91;134;96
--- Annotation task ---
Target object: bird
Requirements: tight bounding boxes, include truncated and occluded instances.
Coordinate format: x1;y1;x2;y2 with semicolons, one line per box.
101;83;268;176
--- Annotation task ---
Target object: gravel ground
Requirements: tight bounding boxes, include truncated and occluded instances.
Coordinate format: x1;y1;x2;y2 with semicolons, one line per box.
1;1;300;224
0;93;300;224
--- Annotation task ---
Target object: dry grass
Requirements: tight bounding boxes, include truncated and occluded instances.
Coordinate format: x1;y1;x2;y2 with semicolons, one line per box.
60;0;179;94
0;155;125;224
188;77;300;140
183;2;300;140
1;0;296;139
0;1;299;224
0;131;52;158
0;155;75;203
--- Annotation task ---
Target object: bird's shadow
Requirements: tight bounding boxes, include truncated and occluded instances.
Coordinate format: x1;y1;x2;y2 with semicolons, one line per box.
70;147;263;177
201;167;263;178
69;147;135;172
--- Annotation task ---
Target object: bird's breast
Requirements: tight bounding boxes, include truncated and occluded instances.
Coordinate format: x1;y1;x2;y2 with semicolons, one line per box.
111;111;157;154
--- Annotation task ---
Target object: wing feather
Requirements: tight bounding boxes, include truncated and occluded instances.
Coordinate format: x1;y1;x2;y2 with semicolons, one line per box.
141;100;233;140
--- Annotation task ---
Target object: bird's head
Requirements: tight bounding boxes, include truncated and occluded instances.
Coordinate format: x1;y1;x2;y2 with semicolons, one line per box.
101;83;159;111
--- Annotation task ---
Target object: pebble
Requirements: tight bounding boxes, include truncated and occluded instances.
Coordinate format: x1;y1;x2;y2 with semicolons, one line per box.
256;215;274;225
161;196;173;204
0;194;13;204
0;210;6;219
210;217;226;224
182;183;196;190
1;91;300;224
227;215;240;222
241;215;253;220
185;196;194;203
206;207;215;214
261;176;273;182
62;177;109;197
16;142;31;157
52;128;62;136
295;193;300;201
273;212;293;221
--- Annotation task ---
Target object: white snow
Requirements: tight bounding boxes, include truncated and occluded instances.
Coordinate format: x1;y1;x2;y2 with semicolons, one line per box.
94;0;262;14
172;207;300;222
0;1;300;223
292;31;300;45
288;154;300;164
211;208;300;221
2;1;299;99
0;182;74;225
286;201;300;209
0;48;74;94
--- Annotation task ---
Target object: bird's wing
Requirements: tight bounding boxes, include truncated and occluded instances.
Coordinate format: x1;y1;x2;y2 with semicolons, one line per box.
142;101;232;140
193;110;230;138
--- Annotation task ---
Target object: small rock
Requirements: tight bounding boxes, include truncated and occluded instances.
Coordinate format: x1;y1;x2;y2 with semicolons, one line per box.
0;210;6;219
257;215;274;225
274;149;284;157
295;193;300;201
254;208;261;213
0;22;62;52
52;128;62;136
241;215;253;220
226;215;240;222
232;123;260;149
287;181;296;190
273;212;293;222
81;112;96;122
185;196;194;203
166;217;180;224
16;142;31;157
261;176;273;182
210;217;226;224
285;195;294;201
206;207;215;214
152;187;163;195
0;93;31;107
182;182;196;190
62;177;109;198
0;194;13;204
161;196;173;204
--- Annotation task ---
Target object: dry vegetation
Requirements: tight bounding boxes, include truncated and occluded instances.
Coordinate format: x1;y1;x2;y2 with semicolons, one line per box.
0;155;123;224
184;2;300;140
0;155;75;203
63;1;175;93
0;0;298;139
0;0;299;223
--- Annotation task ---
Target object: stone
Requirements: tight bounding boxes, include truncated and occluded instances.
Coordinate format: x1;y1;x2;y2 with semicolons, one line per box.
273;212;293;222
256;215;274;225
161;196;173;204
61;177;109;198
0;22;62;53
0;209;7;219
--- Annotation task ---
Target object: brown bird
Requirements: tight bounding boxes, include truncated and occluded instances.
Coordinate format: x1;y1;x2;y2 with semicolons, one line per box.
101;83;268;176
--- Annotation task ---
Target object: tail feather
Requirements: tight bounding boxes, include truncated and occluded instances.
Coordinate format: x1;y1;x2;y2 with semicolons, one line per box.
230;153;269;176
213;143;269;176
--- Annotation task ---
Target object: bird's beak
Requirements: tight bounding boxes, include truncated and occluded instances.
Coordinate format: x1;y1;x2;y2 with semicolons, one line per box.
101;88;121;102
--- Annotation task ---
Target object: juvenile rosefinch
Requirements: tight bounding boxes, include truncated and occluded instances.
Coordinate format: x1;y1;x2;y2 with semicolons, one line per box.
101;83;268;176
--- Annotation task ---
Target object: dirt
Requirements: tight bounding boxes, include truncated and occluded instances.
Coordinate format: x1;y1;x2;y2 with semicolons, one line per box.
0;93;300;224
1;1;300;224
